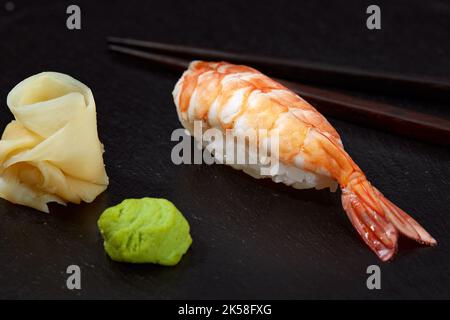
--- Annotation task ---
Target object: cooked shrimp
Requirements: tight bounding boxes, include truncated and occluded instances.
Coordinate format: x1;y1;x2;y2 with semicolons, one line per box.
172;61;436;261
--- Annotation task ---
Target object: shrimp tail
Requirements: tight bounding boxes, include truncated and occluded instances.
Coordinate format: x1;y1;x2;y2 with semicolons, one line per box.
341;173;436;261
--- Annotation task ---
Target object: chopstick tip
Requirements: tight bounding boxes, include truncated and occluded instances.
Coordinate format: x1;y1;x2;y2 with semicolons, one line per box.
107;36;121;43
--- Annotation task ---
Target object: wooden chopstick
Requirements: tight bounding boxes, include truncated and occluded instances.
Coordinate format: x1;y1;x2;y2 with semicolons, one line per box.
108;43;450;146
107;37;450;102
109;44;189;71
280;79;450;145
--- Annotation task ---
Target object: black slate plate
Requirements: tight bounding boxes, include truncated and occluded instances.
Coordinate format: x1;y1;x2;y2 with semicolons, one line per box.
0;0;449;299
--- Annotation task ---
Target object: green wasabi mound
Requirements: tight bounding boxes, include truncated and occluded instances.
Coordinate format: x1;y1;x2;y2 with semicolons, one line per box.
97;198;192;266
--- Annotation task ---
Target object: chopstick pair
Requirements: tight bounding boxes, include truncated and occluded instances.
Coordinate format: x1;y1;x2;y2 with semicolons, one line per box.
107;37;450;146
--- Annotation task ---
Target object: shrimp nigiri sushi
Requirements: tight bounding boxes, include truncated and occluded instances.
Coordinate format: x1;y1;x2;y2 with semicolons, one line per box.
172;61;436;261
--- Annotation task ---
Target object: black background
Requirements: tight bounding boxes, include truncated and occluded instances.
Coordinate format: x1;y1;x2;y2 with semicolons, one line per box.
0;0;449;299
